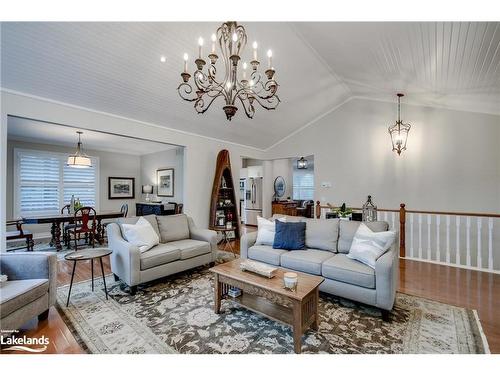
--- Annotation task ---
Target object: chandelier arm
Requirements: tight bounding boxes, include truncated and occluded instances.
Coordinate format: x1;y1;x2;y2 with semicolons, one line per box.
236;95;255;119
194;91;225;114
247;94;280;110
177;82;198;102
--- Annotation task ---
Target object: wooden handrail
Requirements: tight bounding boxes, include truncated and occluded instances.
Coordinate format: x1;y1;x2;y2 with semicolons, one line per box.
315;201;499;258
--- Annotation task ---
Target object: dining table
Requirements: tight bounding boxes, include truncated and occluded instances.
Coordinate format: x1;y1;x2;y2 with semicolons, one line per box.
22;210;125;251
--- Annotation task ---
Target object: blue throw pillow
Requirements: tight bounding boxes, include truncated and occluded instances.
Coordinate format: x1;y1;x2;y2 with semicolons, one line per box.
273;220;306;250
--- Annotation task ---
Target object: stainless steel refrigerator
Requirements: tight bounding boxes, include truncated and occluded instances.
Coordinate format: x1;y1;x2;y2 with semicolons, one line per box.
244;177;263;226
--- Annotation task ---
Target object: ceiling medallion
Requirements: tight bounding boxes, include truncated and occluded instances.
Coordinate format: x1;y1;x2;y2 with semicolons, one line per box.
177;21;280;121
388;93;411;155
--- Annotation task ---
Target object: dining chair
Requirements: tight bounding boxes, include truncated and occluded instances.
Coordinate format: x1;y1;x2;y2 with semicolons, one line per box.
61;204;77;248
68;206;97;250
6;220;34;251
120;203;128;217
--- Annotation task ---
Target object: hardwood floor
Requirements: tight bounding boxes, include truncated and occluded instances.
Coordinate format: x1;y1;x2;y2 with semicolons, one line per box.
2;226;499;354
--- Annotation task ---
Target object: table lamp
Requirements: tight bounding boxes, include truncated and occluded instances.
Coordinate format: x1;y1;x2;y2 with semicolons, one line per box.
142;184;153;202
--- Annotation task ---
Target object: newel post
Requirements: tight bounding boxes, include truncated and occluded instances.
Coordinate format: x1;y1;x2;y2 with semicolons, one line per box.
399;203;406;257
316;201;321;219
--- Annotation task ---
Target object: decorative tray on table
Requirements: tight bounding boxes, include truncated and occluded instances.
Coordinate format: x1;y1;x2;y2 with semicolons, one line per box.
239;259;278;278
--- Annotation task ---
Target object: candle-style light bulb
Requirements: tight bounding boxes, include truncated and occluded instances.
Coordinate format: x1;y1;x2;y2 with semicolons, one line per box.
242;62;247;80
232;33;238;42
252;41;258;61
267;49;273;69
211;33;216;53
198;37;204;58
183;53;188;73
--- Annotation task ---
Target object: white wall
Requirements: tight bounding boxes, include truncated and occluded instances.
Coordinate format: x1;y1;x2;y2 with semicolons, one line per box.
265;97;500;214
140;147;184;203
0;90;264;250
271;158;293;199
6;139;142;234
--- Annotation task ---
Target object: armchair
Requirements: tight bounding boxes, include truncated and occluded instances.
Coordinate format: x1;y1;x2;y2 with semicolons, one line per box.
0;252;57;331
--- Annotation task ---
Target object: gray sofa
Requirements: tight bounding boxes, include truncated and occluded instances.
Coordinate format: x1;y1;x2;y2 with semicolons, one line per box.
0;252;57;331
107;214;217;294
241;216;398;317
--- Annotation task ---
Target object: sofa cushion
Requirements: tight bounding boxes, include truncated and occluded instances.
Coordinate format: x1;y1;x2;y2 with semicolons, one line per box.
121;217;160;253
255;216;281;246
140;244;181;270
0;279;49;318
117;214;160;238
271;214;303;222
280;249;334;275
303;218;339;252
347;223;396;268
248;245;288;266
338;221;389;253
157;214;190;243
169;239;211;260
322;254;375;288
273;221;306;250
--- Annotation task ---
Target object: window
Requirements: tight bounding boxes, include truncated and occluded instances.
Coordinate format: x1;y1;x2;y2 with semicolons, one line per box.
292;169;314;200
15;149;99;217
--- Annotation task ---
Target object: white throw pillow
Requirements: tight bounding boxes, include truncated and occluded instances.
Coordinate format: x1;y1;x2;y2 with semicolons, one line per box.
346;223;396;268
255;216;286;246
121;217;160;253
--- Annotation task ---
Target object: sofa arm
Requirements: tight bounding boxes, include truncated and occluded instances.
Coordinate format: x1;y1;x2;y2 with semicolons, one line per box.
107;223;141;286
187;217;217;262
240;231;258;259
375;242;399;310
0;252;57;306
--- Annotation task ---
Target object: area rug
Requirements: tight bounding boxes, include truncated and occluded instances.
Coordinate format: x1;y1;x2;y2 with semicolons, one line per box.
55;263;489;354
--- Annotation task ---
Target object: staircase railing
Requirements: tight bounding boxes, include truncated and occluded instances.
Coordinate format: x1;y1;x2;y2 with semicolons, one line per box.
315;201;500;274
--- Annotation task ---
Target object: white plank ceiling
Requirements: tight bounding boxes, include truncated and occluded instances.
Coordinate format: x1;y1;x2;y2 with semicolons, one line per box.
1;22;499;149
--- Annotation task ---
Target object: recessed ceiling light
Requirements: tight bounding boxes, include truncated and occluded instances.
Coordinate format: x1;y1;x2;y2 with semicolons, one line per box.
160;56;167;63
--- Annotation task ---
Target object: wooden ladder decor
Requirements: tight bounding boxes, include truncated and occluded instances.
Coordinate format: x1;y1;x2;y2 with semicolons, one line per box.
209;150;241;239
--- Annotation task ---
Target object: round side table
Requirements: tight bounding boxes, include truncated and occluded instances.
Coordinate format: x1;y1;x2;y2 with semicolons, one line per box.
64;248;112;306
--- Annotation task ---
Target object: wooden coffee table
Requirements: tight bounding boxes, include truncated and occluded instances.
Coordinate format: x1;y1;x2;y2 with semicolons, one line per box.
210;259;324;353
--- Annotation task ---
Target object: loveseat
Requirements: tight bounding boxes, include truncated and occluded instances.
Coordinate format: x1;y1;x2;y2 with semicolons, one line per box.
107;214;217;294
0;252;57;330
241;216;398;317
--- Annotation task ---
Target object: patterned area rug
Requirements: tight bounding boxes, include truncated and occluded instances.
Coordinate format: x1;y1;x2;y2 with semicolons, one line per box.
55;262;489;354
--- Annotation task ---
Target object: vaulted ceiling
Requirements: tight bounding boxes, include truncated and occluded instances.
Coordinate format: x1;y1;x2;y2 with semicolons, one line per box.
2;22;499;149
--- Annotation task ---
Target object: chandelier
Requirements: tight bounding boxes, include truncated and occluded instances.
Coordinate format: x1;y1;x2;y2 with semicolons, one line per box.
67;131;92;168
177;21;280;121
388;93;411;155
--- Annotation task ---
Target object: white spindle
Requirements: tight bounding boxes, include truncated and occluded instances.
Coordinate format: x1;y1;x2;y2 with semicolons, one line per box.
488;218;493;270
391;212;395;231
410;213;414;258
477;218;482;269
466;216;471;267
427;214;432;260
455;216;461;265
446;215;450;263
436;215;441;262
384;211;388;223
418;214;423;259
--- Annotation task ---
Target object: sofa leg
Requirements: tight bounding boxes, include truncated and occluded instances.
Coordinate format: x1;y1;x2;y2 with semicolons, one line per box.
113;273;120;282
129;286;137;296
381;309;391;322
209;262;216;267
38;309;49;321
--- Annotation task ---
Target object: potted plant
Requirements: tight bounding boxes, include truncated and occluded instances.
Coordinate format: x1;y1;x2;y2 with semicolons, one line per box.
333;203;353;220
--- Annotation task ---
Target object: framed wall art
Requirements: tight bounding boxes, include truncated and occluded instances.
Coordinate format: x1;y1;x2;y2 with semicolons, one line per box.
157;168;174;197
108;177;135;199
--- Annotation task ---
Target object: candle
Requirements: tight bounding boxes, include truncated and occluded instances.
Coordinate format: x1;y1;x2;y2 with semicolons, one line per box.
211;34;216;54
243;62;247;80
183;53;188;73
267;49;273;69
198;37;204;59
252;41;258;61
